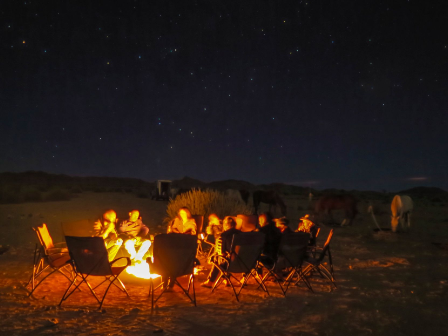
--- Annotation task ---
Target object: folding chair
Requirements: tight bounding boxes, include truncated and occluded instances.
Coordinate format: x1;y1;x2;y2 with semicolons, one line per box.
301;229;336;289
26;224;72;296
59;236;131;309
211;232;266;301
275;232;313;294
147;233;199;308
61;219;95;237
308;226;321;257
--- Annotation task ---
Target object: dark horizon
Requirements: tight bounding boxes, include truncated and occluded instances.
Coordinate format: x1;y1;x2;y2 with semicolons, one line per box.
2;1;447;192
1;169;445;193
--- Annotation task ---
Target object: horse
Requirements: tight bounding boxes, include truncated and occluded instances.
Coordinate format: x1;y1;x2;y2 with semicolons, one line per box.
253;190;287;216
391;195;413;232
314;194;358;226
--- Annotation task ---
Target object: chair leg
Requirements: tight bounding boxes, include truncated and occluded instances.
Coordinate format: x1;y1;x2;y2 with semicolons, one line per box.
150;279;154;309
192;274;196;306
59;275;79;306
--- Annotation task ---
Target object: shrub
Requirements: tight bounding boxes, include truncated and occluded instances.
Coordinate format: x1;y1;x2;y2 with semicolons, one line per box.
44;188;71;201
165;189;253;223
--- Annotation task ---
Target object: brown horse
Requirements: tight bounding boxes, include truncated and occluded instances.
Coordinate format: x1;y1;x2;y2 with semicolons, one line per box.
314;194;358;226
253;190;287;216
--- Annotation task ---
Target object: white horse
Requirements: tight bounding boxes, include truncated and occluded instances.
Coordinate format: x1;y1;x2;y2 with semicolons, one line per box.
391;195;413;232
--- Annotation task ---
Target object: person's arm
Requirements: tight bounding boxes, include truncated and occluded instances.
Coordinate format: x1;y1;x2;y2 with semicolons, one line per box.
117;220;127;234
102;222;116;239
188;219;197;235
171;219;181;233
138;221;150;237
93;219;102;236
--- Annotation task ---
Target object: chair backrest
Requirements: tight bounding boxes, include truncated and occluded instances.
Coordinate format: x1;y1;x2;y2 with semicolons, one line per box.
236;214;259;232
61;219;94;237
318;229;334;263
192;215;204;234
227;232;265;273
309;226;321;246
35;224;55;250
151;234;197;277
278;232;310;267
65;236;112;276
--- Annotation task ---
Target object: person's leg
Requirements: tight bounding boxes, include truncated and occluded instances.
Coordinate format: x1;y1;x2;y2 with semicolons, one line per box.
124;239;137;260
135;240;151;260
106;238;123;261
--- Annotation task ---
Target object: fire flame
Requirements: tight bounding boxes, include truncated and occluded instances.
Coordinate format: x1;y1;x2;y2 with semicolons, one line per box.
126;260;160;279
123;239;160;279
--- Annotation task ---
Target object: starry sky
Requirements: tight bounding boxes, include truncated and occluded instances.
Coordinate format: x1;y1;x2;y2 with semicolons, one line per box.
1;0;447;191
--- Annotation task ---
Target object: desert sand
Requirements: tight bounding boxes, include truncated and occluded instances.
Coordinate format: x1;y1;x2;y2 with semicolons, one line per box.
1;192;448;335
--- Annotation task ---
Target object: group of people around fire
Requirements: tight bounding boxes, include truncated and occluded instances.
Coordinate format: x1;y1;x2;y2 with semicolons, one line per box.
200;211;318;288
94;206;318;291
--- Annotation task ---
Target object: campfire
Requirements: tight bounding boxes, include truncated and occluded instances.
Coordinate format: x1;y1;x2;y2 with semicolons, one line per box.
122;236;200;279
122;238;160;280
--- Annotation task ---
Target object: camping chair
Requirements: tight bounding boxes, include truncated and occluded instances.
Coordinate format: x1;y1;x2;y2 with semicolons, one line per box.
307;226;321;257
261;232;313;295
59;236;131;309
300;229;336;289
61;219;95;237
26;224;72;296
192;215;206;257
147;233;199;308
210;232;266;301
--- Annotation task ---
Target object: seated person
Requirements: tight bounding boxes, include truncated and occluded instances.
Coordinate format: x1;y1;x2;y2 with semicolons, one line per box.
201;216;240;288
205;213;223;239
296;214;318;245
258;212;282;262
118;210;151;261
93;210;122;261
275;216;292;234
169;207;197;235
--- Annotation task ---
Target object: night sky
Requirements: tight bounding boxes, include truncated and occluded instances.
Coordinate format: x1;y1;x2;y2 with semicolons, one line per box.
1;0;447;191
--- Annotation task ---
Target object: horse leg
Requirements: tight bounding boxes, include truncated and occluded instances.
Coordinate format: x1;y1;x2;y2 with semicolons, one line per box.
400;213;406;232
405;212;411;232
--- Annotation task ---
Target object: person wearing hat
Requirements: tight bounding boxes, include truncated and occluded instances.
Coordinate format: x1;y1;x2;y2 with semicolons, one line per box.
297;214;318;245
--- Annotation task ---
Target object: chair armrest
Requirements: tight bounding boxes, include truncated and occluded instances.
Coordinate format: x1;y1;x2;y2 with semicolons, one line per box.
110;256;132;267
53;242;67;248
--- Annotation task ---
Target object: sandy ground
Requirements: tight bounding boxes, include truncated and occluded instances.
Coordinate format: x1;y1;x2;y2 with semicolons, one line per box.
1;192;448;335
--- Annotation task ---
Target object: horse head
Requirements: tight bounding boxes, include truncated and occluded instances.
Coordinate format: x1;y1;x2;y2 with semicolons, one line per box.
391;215;400;232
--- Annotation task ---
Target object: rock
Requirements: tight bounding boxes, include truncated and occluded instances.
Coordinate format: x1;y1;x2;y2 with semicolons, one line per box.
43;318;58;327
130;308;140;314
